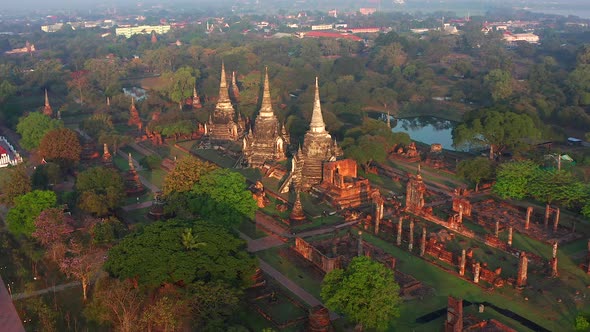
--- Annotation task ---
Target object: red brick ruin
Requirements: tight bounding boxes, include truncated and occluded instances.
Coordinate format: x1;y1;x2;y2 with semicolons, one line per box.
445;296;463;332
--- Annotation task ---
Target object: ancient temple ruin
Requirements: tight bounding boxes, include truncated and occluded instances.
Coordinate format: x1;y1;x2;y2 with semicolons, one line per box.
313;159;379;210
286;77;342;191
207;62;239;142
242;68;289;168
125;153;144;196
405;168;426;214
42;89;53;117
192;86;202;109
128;98;142;132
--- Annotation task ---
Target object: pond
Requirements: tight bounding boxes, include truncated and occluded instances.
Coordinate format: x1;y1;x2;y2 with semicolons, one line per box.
369;113;459;151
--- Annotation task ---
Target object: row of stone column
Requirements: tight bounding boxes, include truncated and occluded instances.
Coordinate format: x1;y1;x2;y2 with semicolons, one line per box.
396;217;427;257
525;205;561;232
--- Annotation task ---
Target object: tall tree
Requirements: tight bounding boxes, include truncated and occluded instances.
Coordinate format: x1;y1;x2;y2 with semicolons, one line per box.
321;256;401;331
6;190;57;237
76;167;125;216
104;220;256;290
453;109;540;159
529;169;588;208
38;128;81;168
484;69;513;102
162;156;217;196
160;67;196;109
60;241;106;301
16;113;63;151
456;157;495;192
0;163;32;206
67;70;90;104
492;160;538;199
31;207;74;262
189;169;258;227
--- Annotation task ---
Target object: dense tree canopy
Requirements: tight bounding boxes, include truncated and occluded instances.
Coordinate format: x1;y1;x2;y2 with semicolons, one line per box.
493;161;538;199
321;256;401;331
76;167;125;216
16;112;63;151
453;109;540;158
188;169;258;226
162;156;217;196
456;157;495;191
104;220;257;289
0;163;32;206
38;128;82;167
6;190;57;237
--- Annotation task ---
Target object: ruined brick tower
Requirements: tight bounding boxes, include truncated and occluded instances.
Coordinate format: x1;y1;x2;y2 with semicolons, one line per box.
242;67;289;168
42;89;53;117
207;62;239;142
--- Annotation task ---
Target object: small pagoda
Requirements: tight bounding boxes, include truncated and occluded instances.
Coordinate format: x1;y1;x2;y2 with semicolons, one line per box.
192;86;202;109
289;191;307;225
42;89;53;117
125;153;144;196
207;62;239;142
101;143;113;168
128;98;142;132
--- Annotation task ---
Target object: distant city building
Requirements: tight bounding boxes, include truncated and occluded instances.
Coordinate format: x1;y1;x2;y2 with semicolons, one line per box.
347;27;381;33
359;8;377;15
328;9;337;18
299;31;363;42
503;32;539;43
115;25;171;38
41;23;65;32
311;24;333;31
0;136;23;168
4;41;35;55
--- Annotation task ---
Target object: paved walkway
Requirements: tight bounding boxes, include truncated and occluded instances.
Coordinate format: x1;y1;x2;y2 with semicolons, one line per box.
248;235;285;252
122;200;153;212
11;281;80;300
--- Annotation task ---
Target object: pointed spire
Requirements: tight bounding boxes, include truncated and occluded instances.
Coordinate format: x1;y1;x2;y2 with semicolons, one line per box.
106;96;110;107
259;67;274;117
192;85;202;108
43;89;53;117
309;77;326;133
218;61;230;100
128;153;135;171
290;190;306;222
103;143;109;156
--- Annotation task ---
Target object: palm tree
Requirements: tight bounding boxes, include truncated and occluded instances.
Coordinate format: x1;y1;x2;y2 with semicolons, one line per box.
181;228;206;250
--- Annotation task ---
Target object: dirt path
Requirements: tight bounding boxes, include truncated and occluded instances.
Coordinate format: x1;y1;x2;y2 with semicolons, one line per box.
11;281;81;301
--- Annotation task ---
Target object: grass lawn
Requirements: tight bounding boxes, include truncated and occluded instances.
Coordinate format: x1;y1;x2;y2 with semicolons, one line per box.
361;230;586;331
256;246;324;299
192;149;236;168
138;169;165;189
238;220;269;239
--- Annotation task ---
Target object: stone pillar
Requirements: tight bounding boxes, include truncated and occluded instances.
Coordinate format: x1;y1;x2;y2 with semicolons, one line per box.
544;204;551;229
459;249;466;277
508;227;513;247
458;204;464;225
420;226;426;257
550;241;558;277
495;219;500;238
397;217;403;246
357;231;363;257
553;208;560;233
516;252;528;289
474;262;480;283
409;220;415;251
525;206;532;230
374;199;383;235
390;257;397;270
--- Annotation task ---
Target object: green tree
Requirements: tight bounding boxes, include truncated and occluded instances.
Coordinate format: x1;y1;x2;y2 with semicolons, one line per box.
453;110;540;159
104;220;257;289
76;167;125;216
484;69;513;102
575;314;590;331
16;113;63;151
321;256;401;331
6;190;57;237
160;67;196;109
529;170;588;208
492;161;538;199
456;157;495;192
188;281;241;330
189;169;258;227
162;156;217;196
38;128;81;168
0;164;32;206
0;80;16;103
